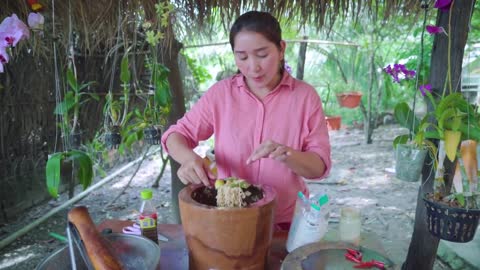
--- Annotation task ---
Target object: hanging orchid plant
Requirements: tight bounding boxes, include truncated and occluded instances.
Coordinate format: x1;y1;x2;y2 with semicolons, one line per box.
388;0;480;207
0;10;44;73
0;14;30;72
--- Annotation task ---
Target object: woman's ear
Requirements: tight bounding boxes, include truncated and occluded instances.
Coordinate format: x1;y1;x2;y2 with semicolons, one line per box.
280;40;286;59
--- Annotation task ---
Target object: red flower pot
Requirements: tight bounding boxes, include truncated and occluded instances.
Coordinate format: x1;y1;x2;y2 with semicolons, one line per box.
325;115;342;130
336;91;363;108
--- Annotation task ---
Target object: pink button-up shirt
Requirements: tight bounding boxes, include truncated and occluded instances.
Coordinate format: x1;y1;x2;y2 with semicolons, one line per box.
161;72;331;224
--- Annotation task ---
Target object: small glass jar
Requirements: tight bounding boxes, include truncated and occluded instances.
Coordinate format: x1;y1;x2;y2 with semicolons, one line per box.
339;206;361;245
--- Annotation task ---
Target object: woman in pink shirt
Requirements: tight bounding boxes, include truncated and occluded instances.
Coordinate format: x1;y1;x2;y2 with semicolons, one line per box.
161;11;331;229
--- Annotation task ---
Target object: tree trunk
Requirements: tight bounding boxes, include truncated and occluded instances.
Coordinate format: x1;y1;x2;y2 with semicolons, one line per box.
296;36;308;80
364;47;376;144
403;2;474;269
161;23;187;224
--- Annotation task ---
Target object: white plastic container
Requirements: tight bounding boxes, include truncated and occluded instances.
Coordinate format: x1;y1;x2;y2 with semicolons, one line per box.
339;206;361;245
286;193;329;252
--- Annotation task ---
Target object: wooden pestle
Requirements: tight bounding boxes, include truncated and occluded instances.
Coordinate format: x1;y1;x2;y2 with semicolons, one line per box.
68;206;123;270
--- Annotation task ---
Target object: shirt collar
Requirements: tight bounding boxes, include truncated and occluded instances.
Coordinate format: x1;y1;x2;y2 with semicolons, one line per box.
235;71;295;92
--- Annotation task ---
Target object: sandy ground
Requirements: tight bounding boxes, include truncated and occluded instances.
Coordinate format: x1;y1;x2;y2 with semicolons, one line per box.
0;124;451;269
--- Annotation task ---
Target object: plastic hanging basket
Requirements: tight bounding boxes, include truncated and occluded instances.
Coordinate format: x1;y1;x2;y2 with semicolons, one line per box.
423;195;480;243
143;125;162;145
394;144;427;182
105;126;121;149
68;131;83;149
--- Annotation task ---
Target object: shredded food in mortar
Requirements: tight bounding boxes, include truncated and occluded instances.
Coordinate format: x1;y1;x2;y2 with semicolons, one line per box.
215;178;251;208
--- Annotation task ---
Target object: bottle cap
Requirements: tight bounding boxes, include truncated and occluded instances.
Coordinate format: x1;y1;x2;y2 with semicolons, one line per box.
141;189;153;200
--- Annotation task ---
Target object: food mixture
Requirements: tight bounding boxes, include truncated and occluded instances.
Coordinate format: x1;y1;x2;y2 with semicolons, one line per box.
215;177;263;208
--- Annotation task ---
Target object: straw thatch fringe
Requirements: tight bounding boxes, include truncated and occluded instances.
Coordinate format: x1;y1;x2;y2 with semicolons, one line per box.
2;0;424;56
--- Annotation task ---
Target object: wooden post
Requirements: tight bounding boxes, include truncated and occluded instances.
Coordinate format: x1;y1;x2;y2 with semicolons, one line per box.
296;36;308;80
403;1;475;269
161;20;187;224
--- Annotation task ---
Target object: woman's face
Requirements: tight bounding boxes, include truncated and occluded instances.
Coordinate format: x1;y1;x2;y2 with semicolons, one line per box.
233;30;285;92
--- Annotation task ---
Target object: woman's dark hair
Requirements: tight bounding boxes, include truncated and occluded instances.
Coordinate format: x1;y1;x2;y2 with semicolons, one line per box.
229;11;284;71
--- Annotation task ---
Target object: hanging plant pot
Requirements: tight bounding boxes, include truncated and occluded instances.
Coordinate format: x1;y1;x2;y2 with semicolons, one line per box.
394;144;427;182
143;125;162;145
68;131;83;149
336;91;363;108
325;115;342;130
105;125;121;149
423;195;480;243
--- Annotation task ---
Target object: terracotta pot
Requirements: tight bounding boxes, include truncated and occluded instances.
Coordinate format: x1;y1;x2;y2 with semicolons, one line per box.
325;115;342;130
178;185;277;270
336;91;363;108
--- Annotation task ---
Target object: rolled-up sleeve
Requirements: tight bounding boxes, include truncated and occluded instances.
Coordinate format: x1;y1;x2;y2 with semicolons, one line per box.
302;101;332;180
161;89;215;153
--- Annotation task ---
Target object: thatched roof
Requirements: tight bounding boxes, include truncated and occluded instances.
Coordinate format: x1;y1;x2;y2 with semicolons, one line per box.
2;0;424;56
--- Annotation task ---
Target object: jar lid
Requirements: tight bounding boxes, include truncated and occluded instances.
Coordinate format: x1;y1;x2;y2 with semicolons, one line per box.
341;207;361;218
141;189;153;200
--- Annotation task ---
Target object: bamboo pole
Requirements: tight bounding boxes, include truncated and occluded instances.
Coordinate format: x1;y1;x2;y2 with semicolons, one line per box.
0;147;161;250
183;39;360;49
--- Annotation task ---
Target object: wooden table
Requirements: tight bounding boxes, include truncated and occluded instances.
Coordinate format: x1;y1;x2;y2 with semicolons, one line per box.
98;220;386;270
98;219;289;270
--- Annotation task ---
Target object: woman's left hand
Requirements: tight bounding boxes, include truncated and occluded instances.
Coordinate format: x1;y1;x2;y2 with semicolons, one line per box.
246;139;292;164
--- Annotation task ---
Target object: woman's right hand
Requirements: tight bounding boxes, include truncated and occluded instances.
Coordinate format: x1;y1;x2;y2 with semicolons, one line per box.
177;155;213;186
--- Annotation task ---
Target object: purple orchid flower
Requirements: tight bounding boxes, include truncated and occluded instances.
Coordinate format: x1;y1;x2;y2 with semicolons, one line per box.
0;46;9;73
434;0;452;12
284;62;292;74
419;84;432;96
383;63;416;83
28;12;44;31
0;14;30;47
426;25;447;35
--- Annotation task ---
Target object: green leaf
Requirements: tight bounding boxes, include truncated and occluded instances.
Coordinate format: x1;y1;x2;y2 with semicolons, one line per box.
394;102;420;133
54;92;75;115
66;67;78;91
68;150;93;190
459;122;480;141
46;153;63;198
120;56;131;85
155;83;171;107
393;134;409;149
124;132;140;149
437;107;456;131
88;93;100;101
77;81;95;92
455;193;466;207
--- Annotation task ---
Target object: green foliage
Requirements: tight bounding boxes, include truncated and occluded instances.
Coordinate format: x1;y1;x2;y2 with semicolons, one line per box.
54;67;98;135
82;132;108;178
150;62;171;107
393;101;432;148
120;55;131;85
424;92;480;141
45;150;93;198
104;55;131;127
182;52;212;85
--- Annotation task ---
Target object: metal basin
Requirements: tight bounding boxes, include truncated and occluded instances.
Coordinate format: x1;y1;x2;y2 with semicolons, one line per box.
36;233;160;270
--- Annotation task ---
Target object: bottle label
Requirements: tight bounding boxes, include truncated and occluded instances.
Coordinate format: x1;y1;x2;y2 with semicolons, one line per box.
139;215;157;229
139;213;158;242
